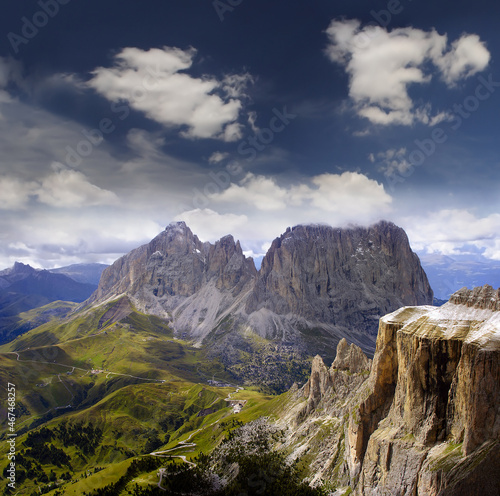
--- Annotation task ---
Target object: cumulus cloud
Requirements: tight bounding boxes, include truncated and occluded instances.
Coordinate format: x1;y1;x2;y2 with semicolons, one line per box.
211;171;392;215
403;209;500;260
174;209;248;242
214;174;288;211
36;166;119;208
0;176;37;210
325;20;490;126
87;46;251;140
172;172;393;255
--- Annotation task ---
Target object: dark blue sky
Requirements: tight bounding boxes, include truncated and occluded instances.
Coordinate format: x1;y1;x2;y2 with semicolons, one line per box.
0;0;499;268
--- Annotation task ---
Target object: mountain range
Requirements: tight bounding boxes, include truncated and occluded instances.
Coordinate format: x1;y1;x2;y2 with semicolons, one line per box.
0;222;498;495
85;220;432;388
418;253;500;300
0;262;106;345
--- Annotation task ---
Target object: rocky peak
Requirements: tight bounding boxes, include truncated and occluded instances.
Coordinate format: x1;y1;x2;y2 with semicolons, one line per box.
0;262;38;280
303;355;332;408
449;284;500;310
207;234;257;291
302;340;371;415
88;225;257;339
332;338;372;374
245;221;433;350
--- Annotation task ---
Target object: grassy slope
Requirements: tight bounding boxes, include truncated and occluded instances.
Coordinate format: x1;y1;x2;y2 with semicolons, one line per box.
0;297;279;495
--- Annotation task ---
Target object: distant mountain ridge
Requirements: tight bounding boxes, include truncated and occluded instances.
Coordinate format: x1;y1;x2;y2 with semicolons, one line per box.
85;221;433;385
0;262;98;344
49;263;108;286
0;262;97;303
419;252;500;300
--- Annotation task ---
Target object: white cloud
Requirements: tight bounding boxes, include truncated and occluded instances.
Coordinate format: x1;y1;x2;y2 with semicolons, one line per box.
0;211;164;269
88;46;251;140
213;174;288;211
305;172;391;214
403;209;500;260
0;167;119;210
211;171;392;216
435;34;491;85
325;20;490;126
174;209;248;242
36;166;119;208
208;151;230;164
0;176;37;210
372;148;412;178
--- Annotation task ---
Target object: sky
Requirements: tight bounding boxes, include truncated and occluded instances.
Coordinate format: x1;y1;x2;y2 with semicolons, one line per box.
0;0;500;269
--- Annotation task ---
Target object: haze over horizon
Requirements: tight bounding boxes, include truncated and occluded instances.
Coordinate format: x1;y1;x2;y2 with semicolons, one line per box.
1;0;499;270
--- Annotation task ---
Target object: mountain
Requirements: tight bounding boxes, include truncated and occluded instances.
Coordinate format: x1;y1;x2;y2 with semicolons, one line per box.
0;262;97;344
49;263;108;286
419;252;500;300
279;284;500;495
85;221;432;389
0;262;97;302
244;222;433;355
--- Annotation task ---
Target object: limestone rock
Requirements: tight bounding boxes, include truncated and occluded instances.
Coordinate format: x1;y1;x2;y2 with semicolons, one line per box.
245;221;433;357
350;285;500;495
89;222;257;342
332;338;372;374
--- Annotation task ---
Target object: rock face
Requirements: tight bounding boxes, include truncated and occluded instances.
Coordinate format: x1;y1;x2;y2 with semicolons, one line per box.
282;286;500;494
348;285;500;495
89;222;257;341
245;222;433;355
303;339;372;415
279;339;372;487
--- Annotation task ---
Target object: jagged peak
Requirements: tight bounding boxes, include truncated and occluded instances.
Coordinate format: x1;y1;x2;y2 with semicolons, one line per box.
217;234;235;244
311;354;328;370
165;221;190;233
449;284;500;311
332;338;372;374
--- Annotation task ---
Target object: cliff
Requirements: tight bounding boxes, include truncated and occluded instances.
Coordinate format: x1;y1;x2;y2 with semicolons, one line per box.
245;222;433;356
283;285;500;495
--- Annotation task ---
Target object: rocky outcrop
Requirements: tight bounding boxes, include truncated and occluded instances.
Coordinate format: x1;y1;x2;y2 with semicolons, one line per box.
347;285;500;495
279;286;500;494
279;339;372;487
333;337;372;373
